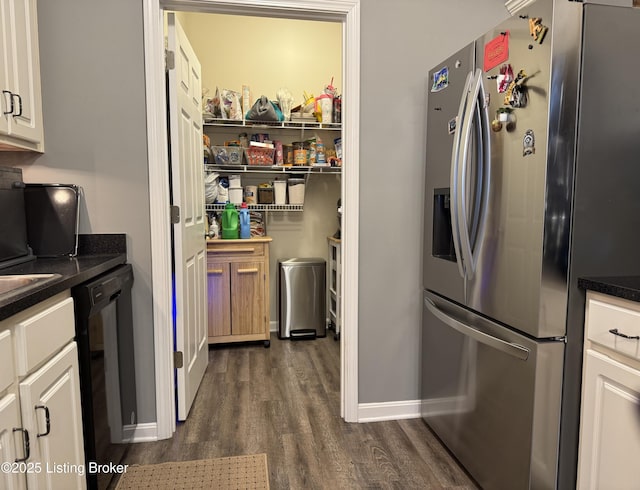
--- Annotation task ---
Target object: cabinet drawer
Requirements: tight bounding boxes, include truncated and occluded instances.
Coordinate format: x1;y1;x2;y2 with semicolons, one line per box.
207;241;265;258
586;292;640;362
0;330;14;392
14;295;75;376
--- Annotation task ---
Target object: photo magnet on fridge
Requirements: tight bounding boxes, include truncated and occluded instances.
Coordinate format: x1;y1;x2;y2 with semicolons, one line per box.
431;67;449;92
523;129;535;156
448;117;457;134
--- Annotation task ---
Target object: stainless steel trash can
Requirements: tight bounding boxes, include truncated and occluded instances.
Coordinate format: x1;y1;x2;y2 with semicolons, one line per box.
278;258;326;339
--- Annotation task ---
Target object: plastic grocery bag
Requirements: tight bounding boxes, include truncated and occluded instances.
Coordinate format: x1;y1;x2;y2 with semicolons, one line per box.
246;96;283;122
276;88;294;121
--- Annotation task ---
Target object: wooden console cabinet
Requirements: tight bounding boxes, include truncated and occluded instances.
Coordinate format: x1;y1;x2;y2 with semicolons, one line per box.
206;237;272;347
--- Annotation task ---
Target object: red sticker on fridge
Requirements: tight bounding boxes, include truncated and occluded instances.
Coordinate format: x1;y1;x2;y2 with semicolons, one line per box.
484;31;509;72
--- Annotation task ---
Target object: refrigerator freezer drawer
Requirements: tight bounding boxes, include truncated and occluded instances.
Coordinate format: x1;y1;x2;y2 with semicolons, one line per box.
421;290;564;490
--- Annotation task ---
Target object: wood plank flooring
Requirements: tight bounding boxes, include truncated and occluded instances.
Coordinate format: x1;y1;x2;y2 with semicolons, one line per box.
111;334;478;489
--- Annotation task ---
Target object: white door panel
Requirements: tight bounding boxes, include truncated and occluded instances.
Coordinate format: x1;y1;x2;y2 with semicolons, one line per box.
19;342;86;490
167;12;207;421
4;0;41;142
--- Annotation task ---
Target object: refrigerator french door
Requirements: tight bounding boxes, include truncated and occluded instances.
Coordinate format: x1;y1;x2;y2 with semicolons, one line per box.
422;43;475;305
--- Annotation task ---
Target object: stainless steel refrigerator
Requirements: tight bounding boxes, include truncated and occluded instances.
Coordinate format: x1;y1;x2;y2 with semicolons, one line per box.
421;1;640;489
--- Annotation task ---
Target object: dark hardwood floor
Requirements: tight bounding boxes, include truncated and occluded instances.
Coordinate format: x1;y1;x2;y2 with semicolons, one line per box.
112;334;477;489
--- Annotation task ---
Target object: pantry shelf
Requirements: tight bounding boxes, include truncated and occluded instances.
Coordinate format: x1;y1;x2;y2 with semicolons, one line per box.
204;164;341;175
205;203;304;212
203;117;342;131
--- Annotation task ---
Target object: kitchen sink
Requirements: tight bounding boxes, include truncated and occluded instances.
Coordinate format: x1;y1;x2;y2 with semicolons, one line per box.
0;274;62;298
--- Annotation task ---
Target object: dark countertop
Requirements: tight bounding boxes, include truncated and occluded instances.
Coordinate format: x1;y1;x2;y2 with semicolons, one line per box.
0;234;127;321
578;276;640;303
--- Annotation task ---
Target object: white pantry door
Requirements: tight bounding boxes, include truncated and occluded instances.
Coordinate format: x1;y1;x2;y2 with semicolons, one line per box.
167;13;208;421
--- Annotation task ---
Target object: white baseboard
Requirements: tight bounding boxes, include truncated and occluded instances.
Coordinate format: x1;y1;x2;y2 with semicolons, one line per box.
358;399;422;423
122;422;159;443
270;320;277;332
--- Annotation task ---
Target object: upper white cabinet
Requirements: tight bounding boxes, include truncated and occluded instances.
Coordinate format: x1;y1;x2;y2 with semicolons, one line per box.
0;0;44;152
577;292;640;490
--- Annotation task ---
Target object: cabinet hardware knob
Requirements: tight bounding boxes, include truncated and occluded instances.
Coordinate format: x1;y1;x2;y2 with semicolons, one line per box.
35;405;51;437
210;248;256;254
13;94;22;117
2;90;13;115
11;93;22;117
13;428;30;462
609;328;640;340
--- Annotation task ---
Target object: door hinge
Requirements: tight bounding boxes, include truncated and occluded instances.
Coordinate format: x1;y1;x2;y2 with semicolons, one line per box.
165;49;175;71
174;351;184;369
170;205;180;224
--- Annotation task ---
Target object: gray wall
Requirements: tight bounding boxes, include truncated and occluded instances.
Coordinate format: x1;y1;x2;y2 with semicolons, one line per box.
0;0;512;426
358;0;509;403
0;0;156;424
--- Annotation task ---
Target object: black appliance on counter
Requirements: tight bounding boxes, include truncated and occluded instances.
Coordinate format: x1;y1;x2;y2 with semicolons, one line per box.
23;183;80;257
0;167;34;268
72;264;136;490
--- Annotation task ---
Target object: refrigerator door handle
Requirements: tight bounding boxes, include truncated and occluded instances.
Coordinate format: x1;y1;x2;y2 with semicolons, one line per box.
457;69;491;280
450;70;475;279
424;295;530;361
457;69;482;280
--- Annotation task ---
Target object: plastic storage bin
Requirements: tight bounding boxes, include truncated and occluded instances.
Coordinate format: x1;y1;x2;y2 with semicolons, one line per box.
258;185;274;204
273;180;287;205
245;146;275;165
278;258;326;339
288;178;305;205
211;146;243;165
229;187;243;204
228;174;241;188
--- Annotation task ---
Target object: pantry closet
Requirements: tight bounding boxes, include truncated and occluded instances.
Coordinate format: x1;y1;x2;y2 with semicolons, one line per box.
173;12;343;363
147;0;360;436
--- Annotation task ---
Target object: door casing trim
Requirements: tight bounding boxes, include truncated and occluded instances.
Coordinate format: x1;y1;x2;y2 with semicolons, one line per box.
143;0;360;439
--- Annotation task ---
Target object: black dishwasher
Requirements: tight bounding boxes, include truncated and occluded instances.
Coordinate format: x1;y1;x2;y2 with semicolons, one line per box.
72;264;136;490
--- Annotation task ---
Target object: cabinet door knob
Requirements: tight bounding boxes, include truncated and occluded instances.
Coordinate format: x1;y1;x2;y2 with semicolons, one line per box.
35;405;51;437
11;93;22;117
609;328;640;340
13;428;30;462
210;248;255;254
2;90;13;115
237;268;259;274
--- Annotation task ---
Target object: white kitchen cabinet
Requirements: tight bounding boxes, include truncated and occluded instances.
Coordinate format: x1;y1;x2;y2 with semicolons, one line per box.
577;292;640;490
20;342;85;490
0;393;26;490
0;292;85;490
0;0;44;151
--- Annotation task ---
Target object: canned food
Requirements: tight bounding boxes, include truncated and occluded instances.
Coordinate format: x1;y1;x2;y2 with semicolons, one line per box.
283;144;294;165
293;142;306;165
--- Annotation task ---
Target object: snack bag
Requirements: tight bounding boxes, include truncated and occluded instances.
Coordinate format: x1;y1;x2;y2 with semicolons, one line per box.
220;89;243;120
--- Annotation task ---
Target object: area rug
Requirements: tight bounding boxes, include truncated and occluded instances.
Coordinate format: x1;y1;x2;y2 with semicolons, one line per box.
114;453;269;489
